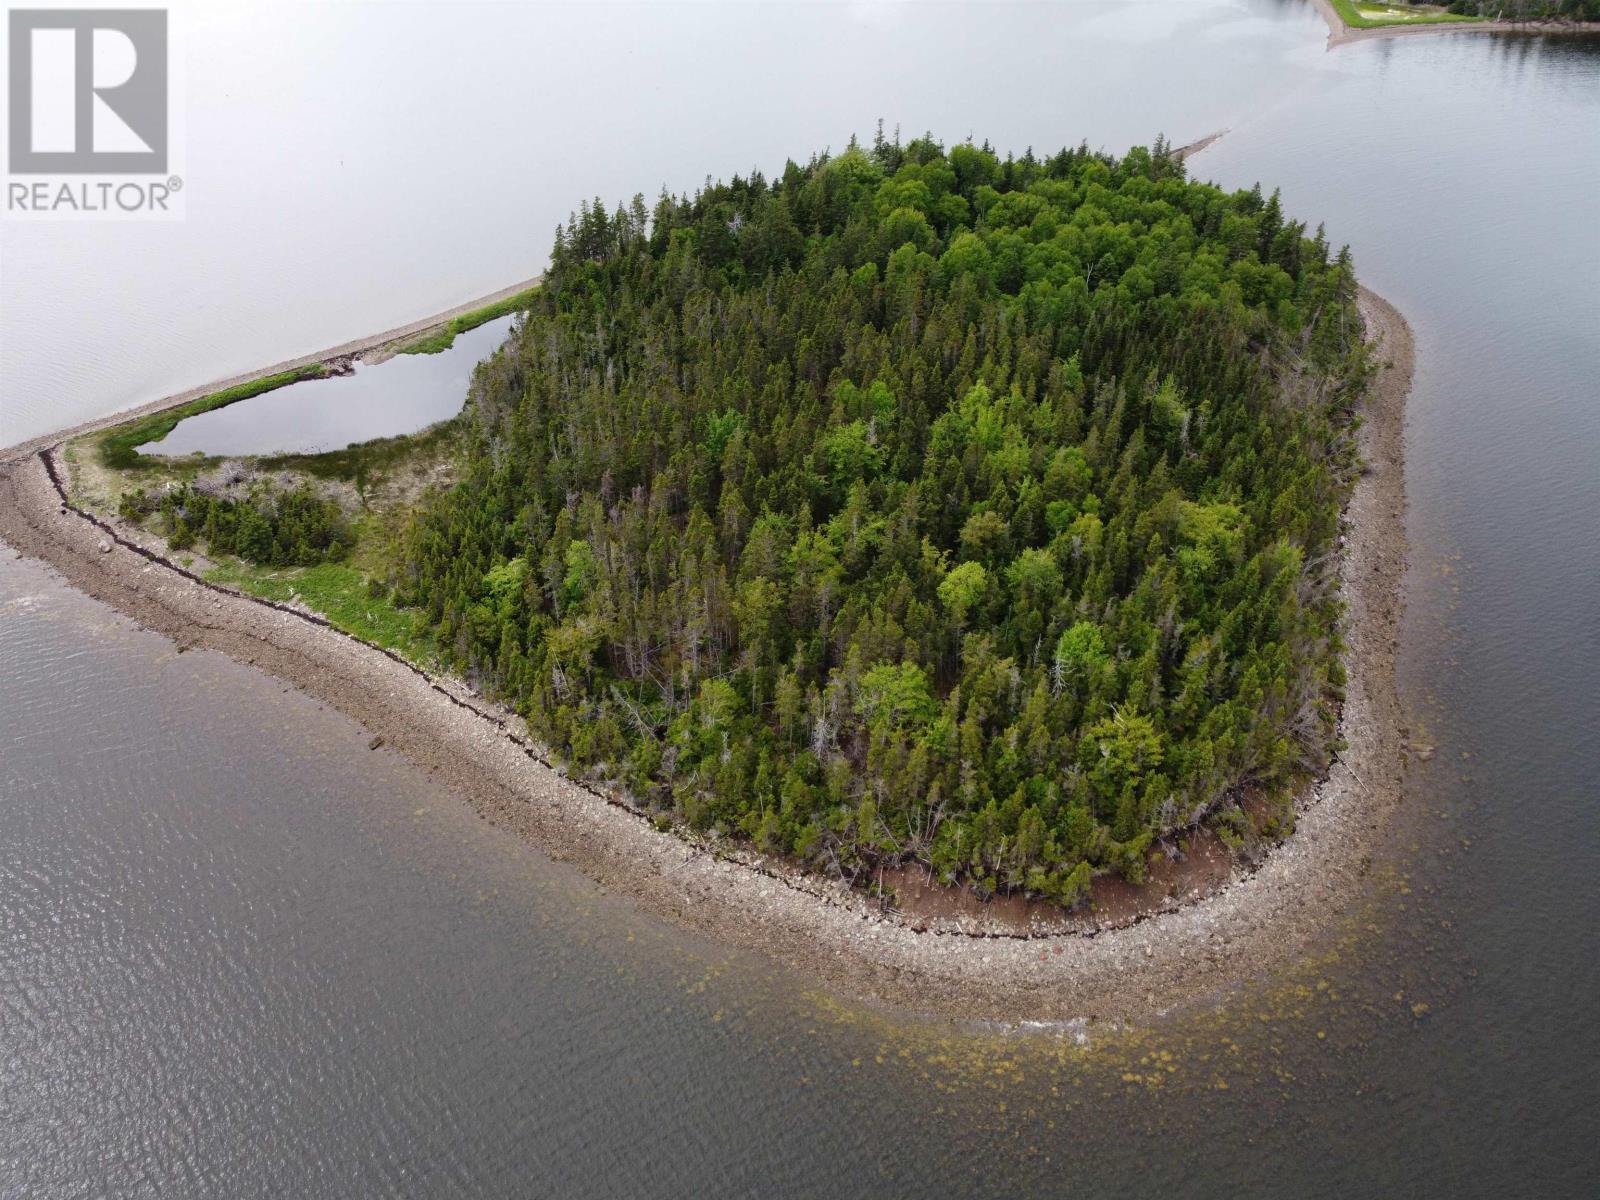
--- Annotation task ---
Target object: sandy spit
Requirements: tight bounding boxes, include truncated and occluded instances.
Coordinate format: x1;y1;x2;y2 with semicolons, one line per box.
0;287;1411;1026
1172;129;1228;162
1309;0;1594;48
0;275;544;459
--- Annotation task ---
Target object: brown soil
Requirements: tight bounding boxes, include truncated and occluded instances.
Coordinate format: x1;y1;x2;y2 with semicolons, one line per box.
0;285;1413;1026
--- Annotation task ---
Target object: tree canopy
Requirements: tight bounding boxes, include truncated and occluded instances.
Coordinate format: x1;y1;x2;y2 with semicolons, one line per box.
1449;0;1599;18
396;132;1370;905
122;481;351;567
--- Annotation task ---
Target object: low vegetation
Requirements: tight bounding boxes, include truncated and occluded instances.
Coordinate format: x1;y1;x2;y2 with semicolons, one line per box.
1327;0;1480;27
99;411;458;669
398;286;542;355
206;558;439;663
119;480;352;567
257;418;464;500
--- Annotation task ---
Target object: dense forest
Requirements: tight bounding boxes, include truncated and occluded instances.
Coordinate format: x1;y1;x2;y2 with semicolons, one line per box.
1448;0;1600;18
121;482;351;567
395;133;1373;904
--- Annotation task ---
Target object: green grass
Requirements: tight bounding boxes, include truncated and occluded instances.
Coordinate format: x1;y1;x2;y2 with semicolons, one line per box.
205;558;439;665
98;364;328;470
1327;0;1481;28
397;285;541;355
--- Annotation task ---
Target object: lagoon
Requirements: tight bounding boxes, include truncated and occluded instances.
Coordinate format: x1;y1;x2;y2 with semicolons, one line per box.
138;314;516;458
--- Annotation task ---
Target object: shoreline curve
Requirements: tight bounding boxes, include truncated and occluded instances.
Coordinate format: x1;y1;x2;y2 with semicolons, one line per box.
0;286;1412;1026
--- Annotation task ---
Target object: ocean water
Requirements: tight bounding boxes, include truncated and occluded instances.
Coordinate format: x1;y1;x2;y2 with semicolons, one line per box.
2;3;1597;1195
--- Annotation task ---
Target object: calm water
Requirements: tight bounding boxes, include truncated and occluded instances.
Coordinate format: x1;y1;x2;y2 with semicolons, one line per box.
0;0;1328;448
3;2;1599;1196
140;314;516;457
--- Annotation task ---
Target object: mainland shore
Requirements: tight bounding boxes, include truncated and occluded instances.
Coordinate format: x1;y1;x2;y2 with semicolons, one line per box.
0;286;1411;1025
1310;0;1596;47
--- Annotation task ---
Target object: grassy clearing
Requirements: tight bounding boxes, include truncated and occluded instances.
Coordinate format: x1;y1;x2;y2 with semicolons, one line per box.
1328;0;1481;27
397;285;541;355
97;365;329;470
259;417;461;482
79;392;460;517
83;332;470;666
259;416;463;496
205;558;439;665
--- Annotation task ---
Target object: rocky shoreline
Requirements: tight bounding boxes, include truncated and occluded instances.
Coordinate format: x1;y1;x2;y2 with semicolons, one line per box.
0;286;1411;1025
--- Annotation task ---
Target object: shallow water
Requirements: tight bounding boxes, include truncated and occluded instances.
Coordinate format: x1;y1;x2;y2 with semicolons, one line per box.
0;550;1480;1199
140;314;516;458
2;2;1598;1196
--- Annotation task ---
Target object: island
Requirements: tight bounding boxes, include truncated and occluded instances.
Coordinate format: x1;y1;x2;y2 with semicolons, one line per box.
0;135;1412;1021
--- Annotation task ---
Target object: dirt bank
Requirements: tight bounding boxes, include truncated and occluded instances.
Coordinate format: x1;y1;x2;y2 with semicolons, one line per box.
0;286;1411;1026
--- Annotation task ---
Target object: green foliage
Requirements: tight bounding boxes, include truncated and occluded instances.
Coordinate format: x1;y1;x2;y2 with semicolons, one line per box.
1325;0;1482;27
1445;0;1598;16
396;134;1367;902
858;662;939;732
1053;621;1108;687
1081;708;1165;820
206;560;438;662
121;481;351;567
938;561;990;625
397;285;541;355
817;420;883;493
483;556;528;613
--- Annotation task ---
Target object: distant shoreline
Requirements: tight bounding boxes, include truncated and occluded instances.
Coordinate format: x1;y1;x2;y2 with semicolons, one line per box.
1310;0;1598;47
0;284;1412;1025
